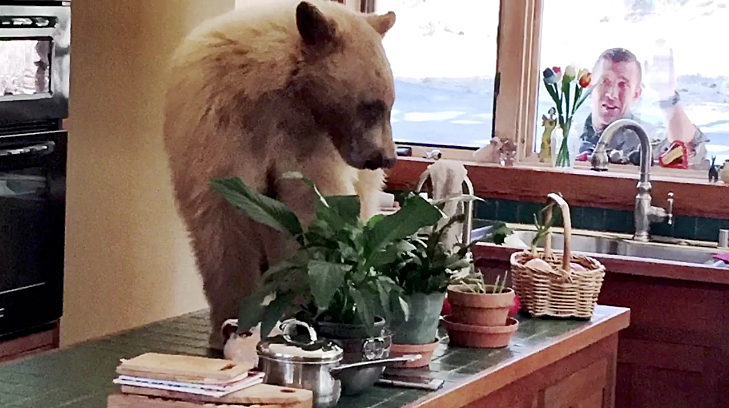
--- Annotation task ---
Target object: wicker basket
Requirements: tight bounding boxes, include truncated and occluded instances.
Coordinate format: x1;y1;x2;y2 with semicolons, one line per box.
510;193;606;319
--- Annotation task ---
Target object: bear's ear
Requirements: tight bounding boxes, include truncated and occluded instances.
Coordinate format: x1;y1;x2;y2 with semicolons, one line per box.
365;11;396;37
296;2;337;46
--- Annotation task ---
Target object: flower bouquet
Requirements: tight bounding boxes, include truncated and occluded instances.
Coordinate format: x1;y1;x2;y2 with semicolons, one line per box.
542;65;593;167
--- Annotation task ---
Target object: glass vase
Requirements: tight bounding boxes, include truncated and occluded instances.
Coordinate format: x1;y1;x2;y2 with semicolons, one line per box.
550;126;580;168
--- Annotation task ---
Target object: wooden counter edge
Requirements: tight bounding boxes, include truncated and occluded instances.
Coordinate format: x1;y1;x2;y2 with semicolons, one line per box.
403;307;631;408
473;243;729;286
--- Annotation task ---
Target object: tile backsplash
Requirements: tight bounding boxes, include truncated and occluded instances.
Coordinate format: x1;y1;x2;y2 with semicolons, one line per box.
475;198;729;244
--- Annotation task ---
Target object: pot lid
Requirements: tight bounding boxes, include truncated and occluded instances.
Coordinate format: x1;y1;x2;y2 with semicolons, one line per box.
257;319;342;363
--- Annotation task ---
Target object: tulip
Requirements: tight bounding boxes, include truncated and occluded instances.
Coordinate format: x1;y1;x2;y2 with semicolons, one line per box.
543;67;557;84
563;65;577;82
579;72;592;88
552;66;563;81
578;68;588;79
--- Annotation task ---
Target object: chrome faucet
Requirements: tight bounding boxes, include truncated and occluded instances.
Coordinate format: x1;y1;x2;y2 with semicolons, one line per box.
590;118;674;242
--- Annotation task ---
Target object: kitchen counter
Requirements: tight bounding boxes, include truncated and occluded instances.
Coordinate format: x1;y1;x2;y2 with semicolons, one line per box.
475;244;729;408
0;305;629;408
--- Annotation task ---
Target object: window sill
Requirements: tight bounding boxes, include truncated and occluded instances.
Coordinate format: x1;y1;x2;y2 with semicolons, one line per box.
385;156;729;220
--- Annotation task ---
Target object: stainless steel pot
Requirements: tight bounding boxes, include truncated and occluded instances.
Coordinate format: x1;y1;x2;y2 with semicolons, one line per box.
256;320;420;408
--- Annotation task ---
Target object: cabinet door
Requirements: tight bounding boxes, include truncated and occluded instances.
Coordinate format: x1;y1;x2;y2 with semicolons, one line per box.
542;358;610;408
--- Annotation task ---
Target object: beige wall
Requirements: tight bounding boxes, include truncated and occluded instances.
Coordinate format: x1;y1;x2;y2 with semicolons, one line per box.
62;0;236;346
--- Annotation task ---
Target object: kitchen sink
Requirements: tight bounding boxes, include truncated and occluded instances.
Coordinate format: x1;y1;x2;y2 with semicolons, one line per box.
507;229;720;265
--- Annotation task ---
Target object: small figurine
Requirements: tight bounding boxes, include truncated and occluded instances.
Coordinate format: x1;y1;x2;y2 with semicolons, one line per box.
473;136;503;164
499;139;517;167
425;149;442;160
709;156;719;183
538;107;557;163
720;159;729;184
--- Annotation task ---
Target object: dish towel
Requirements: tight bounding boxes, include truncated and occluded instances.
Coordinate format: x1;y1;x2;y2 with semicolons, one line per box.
426;160;469;251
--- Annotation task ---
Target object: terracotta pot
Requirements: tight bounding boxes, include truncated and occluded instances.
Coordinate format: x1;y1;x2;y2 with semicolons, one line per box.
388;341;440;368
442;316;519;348
446;284;515;326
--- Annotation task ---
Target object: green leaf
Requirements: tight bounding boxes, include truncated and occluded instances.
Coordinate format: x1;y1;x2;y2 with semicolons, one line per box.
210;178;303;237
261;260;299;285
369;240;416;268
375;279;391;322
308;260;350;311
349;287;375;336
237;290;268;334
260;292;294;338
365;195;443;257
366;213;386;227
325;196;361;225
389;289;409;325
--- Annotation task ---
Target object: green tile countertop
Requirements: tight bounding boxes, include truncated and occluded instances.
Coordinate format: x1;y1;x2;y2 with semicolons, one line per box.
0;305;629;408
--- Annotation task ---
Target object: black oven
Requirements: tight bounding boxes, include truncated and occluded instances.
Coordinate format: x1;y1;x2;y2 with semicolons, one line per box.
0;127;66;338
0;1;69;340
0;2;71;125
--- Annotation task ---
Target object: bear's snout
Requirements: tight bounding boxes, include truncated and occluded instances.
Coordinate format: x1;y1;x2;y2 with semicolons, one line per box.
363;152;397;170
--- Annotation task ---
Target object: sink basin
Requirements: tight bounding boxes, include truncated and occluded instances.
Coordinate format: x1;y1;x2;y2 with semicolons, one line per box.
507;229;719;265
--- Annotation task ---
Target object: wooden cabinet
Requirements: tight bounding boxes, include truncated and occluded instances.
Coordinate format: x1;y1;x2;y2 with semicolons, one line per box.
465;335;618;408
0;323;59;364
600;274;729;408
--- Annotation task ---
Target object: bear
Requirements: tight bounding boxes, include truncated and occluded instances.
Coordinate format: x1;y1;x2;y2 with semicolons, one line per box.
162;0;398;350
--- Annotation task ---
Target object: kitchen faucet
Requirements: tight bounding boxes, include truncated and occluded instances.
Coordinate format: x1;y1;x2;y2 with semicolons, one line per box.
590;118;674;242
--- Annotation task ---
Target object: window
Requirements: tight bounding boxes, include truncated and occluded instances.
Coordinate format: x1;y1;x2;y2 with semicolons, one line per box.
374;0;501;149
530;0;729;172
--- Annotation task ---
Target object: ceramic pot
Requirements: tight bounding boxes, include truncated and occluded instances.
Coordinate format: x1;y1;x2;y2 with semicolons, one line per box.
391;292;446;345
446;284;515;327
388;341;440;368
442;316;519;348
720;160;729;184
316;316;386;340
314;316;394;396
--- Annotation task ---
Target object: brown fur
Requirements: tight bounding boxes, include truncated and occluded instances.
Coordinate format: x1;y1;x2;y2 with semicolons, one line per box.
163;0;397;350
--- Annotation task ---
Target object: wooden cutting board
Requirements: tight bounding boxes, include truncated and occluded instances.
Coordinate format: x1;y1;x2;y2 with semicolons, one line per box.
117;353;254;383
119;383;312;405
107;393;312;408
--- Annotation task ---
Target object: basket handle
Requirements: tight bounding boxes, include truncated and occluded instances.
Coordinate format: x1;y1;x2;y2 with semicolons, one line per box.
543;193;572;271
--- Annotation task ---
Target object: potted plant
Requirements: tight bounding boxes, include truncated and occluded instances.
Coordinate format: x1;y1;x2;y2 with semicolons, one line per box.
382;205;513;367
209;173;446;353
446;271;515;327
442;272;519;348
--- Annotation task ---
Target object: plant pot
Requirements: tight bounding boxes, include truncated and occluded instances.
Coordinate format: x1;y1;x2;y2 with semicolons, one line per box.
391;292;446;345
447;284;515;327
442;316;519;348
388;341;439;368
314;317;391;396
316;316;386;340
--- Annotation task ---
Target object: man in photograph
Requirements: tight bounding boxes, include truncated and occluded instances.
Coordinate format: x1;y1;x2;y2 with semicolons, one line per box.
578;47;708;169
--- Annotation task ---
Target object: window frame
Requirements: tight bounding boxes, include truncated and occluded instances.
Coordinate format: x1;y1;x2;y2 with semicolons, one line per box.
361;0;728;221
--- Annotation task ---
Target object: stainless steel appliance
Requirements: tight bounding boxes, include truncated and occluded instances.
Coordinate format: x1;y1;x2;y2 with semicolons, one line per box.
0;2;71;125
0;128;66;338
0;0;70;340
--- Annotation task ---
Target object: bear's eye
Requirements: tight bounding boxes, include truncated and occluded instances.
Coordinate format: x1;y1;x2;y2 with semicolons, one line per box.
358;100;387;128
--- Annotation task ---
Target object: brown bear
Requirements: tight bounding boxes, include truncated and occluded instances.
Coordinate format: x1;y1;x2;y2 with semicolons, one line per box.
162;0;398;350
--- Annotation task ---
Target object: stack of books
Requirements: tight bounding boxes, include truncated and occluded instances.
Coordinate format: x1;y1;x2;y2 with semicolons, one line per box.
106;353;313;408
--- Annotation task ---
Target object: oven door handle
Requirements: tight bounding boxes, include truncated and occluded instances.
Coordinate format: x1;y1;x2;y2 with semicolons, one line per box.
0;141;55;158
0;27;56;38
